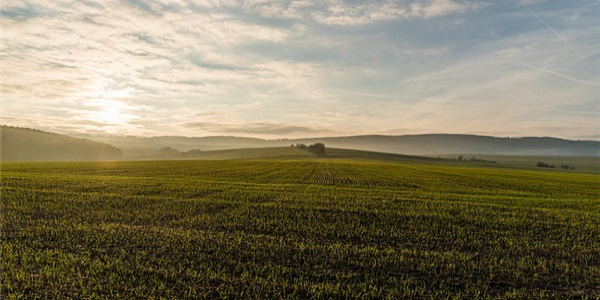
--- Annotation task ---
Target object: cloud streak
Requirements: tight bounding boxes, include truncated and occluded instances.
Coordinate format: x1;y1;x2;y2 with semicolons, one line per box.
527;7;584;60
526;64;600;86
182;122;325;135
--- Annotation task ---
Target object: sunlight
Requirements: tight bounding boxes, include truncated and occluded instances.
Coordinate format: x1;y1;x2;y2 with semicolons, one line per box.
86;99;136;125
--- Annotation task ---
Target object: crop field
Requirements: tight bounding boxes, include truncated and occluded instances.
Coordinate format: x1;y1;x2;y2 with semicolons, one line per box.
1;158;599;299
434;154;600;175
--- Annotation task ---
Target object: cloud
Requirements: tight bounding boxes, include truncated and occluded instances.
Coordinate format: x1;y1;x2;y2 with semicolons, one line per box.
410;0;487;19
182;121;324;135
2;0;599;140
307;0;488;26
235;0;489;26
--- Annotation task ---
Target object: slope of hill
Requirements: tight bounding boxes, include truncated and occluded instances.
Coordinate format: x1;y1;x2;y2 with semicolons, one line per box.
1;126;122;162
91;135;268;152
176;147;598;174
292;135;600;156
181;147;439;162
184;147;316;160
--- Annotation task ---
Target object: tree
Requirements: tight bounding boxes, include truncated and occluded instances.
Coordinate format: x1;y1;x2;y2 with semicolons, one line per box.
293;142;326;157
307;143;326;157
560;164;575;170
537;161;554;168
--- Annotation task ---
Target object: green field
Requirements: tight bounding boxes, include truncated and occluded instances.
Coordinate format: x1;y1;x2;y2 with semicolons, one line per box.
434;154;600;175
2;155;599;299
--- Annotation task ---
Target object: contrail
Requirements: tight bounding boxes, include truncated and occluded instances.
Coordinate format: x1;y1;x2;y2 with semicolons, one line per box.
527;7;584;60
527;64;600;86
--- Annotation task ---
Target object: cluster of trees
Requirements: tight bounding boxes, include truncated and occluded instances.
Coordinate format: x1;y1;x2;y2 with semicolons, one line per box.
456;155;496;163
537;162;576;170
292;143;326;157
536;161;554;168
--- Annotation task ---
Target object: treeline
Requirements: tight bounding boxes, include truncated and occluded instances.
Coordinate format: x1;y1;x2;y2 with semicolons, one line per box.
292;143;326;157
537;161;575;170
159;147;203;158
456;155;496;163
1;126;122;161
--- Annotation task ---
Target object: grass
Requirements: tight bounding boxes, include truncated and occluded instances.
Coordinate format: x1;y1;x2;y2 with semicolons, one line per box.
435;154;600;175
185;146;317;160
1;157;599;299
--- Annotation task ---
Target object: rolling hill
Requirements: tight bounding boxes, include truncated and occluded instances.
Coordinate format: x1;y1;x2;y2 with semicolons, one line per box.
93;134;599;157
1;126;122;162
3;125;598;161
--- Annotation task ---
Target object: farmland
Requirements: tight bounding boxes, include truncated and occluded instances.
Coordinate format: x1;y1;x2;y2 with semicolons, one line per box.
1;156;599;299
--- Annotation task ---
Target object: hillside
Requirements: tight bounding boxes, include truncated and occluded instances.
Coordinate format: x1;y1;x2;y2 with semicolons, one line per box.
93;134;599;157
186;147;598;174
183;147;316;160
290;134;600;156
1;126;122;162
181;147;438;162
3;126;597;161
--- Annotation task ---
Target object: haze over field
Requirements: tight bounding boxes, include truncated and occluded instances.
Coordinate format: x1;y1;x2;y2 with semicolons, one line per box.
2;126;598;163
2;0;599;140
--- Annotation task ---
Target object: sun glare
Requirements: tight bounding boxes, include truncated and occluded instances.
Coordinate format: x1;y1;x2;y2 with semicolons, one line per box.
86;99;135;125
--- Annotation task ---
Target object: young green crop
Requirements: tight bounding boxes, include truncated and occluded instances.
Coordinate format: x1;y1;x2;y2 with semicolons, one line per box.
1;159;599;299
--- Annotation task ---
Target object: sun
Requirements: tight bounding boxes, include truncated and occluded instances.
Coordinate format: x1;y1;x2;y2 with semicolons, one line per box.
96;103;124;124
86;99;135;125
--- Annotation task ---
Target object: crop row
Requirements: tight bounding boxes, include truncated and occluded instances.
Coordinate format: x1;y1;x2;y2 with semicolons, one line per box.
2;159;599;299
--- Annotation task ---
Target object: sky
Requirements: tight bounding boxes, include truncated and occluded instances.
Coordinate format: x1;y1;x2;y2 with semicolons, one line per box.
2;0;599;140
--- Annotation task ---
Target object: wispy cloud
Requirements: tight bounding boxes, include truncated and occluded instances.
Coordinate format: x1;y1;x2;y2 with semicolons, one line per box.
239;0;488;25
182;121;325;136
2;0;599;139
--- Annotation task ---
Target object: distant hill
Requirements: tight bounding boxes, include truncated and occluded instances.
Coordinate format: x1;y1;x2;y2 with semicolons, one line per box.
176;147;449;163
94;134;599;157
293;135;600;156
91;135;268;153
1;126;122;162
3;126;597;161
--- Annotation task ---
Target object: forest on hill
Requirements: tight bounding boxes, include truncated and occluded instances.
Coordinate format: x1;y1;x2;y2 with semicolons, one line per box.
1;126;122;161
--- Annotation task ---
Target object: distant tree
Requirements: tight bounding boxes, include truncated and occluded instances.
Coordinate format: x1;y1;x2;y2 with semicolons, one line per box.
293;142;326;157
307;143;326;157
457;155;463;161
560;164;575;170
160;147;181;157
468;156;496;163
537;161;554;168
